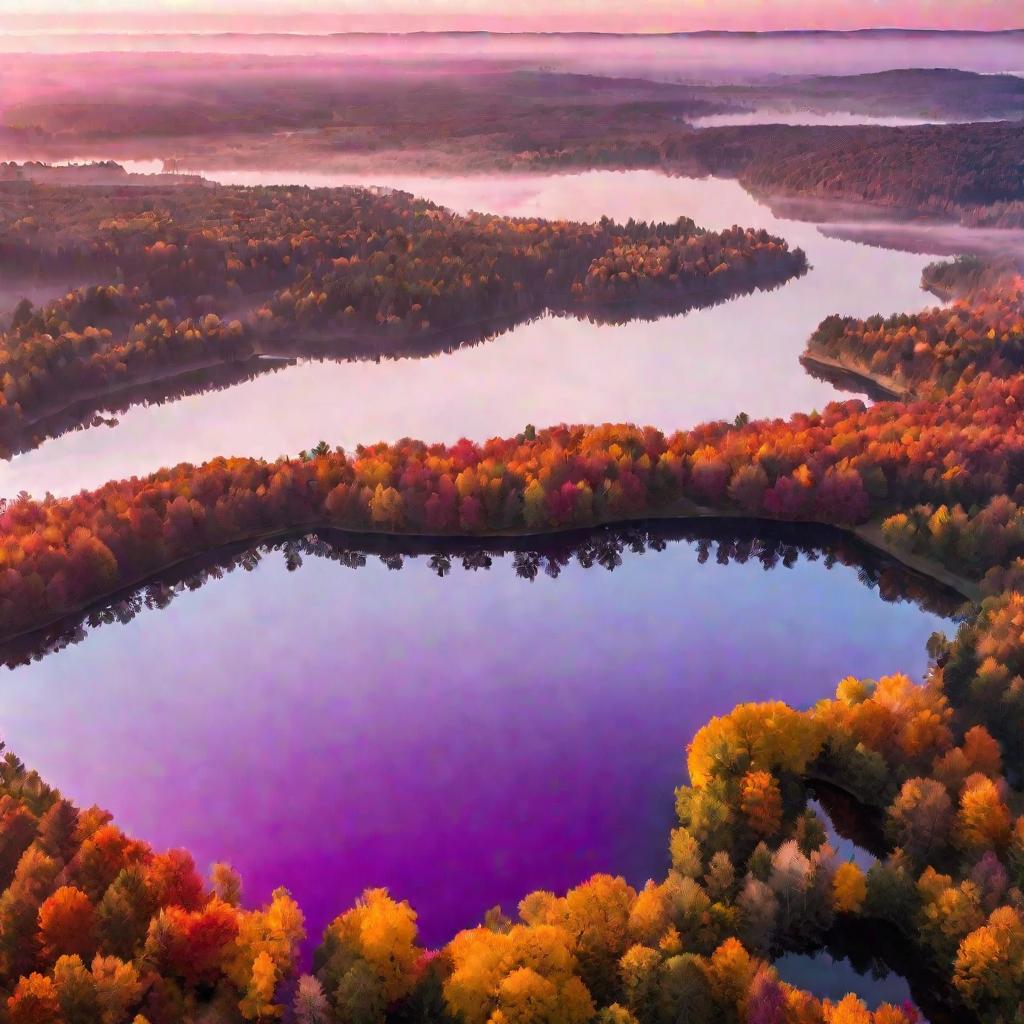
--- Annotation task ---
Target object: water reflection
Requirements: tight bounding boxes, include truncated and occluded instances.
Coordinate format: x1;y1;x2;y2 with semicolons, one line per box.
774;948;922;1018
690;111;959;128
0;264;805;459
0;520;953;947
809;782;887;869
778;918;975;1024
1;519;965;669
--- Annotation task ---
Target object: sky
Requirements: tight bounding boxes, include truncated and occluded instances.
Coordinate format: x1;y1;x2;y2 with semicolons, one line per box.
0;0;1020;35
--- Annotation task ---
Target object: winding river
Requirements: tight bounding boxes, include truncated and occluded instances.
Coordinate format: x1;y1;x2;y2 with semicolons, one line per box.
0;169;941;498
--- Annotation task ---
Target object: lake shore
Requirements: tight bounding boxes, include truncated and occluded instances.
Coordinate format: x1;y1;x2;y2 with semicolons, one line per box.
0;504;977;652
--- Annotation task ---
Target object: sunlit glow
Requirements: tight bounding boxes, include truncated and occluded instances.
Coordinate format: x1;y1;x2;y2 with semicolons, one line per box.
0;0;1019;34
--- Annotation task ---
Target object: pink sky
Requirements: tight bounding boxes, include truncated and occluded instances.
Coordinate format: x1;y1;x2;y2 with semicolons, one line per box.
1;1;1020;34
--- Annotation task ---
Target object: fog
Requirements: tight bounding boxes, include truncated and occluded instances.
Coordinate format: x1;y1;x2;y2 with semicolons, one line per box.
1;31;1022;83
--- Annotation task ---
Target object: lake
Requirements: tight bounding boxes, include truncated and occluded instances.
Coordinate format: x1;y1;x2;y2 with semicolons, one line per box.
0;168;941;498
0;523;954;951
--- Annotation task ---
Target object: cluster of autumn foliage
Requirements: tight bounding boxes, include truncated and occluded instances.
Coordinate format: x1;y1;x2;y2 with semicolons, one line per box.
806;272;1024;396
0;174;805;449
0;743;307;1023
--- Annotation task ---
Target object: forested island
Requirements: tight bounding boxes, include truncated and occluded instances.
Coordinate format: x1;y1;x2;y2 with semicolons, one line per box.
0;170;805;454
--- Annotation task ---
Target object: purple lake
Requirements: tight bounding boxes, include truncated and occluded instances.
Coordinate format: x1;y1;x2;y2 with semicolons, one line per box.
0;525;954;950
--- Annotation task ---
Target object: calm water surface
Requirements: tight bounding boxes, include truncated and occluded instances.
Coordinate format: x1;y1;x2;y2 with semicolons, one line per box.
0;530;949;947
775;951;915;1011
1;170;938;498
689;111;961;128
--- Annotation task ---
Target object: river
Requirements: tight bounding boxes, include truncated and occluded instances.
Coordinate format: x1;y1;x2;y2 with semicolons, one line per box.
0;169;939;498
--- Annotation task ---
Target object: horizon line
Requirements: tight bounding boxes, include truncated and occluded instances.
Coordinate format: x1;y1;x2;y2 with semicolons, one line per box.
3;27;1024;37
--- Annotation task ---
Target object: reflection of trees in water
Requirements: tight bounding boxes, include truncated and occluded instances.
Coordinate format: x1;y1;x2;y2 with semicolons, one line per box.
0;518;967;669
3;356;295;459
799;353;904;402
806;920;972;1024
3;264;804;458
808;780;888;861
793;785;973;1023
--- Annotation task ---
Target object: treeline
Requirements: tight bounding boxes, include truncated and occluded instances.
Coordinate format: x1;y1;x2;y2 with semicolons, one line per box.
3;363;1024;638
0;743;306;1023
882;495;1024;581
0;176;805;447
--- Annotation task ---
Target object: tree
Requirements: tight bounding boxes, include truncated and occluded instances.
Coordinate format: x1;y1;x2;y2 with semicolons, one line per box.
688;703;824;787
211;862;242;907
704;852;735;903
832;863;867;915
293;975;330;1024
91;955;142;1024
7;972;62;1024
956;776;1012;854
561;875;636;1003
618;944;660;1021
669;828;701;879
38;886;97;965
240;949;280;1021
953;906;1024;1015
52;954;99;1024
887;778;952;862
740;772;782;838
316;888;421;1019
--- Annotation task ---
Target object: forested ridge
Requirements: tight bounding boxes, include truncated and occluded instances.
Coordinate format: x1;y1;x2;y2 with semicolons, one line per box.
0;175;805;452
804;255;1024;398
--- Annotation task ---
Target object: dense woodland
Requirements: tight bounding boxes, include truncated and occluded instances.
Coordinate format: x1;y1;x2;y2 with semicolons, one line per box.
0;174;805;451
689;122;1024;225
2;254;1024;1020
716;68;1024;122
1;53;1023;1016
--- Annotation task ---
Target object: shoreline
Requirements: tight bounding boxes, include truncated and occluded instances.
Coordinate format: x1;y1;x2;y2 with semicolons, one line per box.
799;350;910;400
0;505;979;651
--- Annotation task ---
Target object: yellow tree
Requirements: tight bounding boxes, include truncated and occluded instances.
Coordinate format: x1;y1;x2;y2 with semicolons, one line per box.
957;776;1012;854
832;863;867;915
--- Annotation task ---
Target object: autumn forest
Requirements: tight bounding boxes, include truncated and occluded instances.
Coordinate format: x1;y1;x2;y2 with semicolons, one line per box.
0;23;1023;1024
